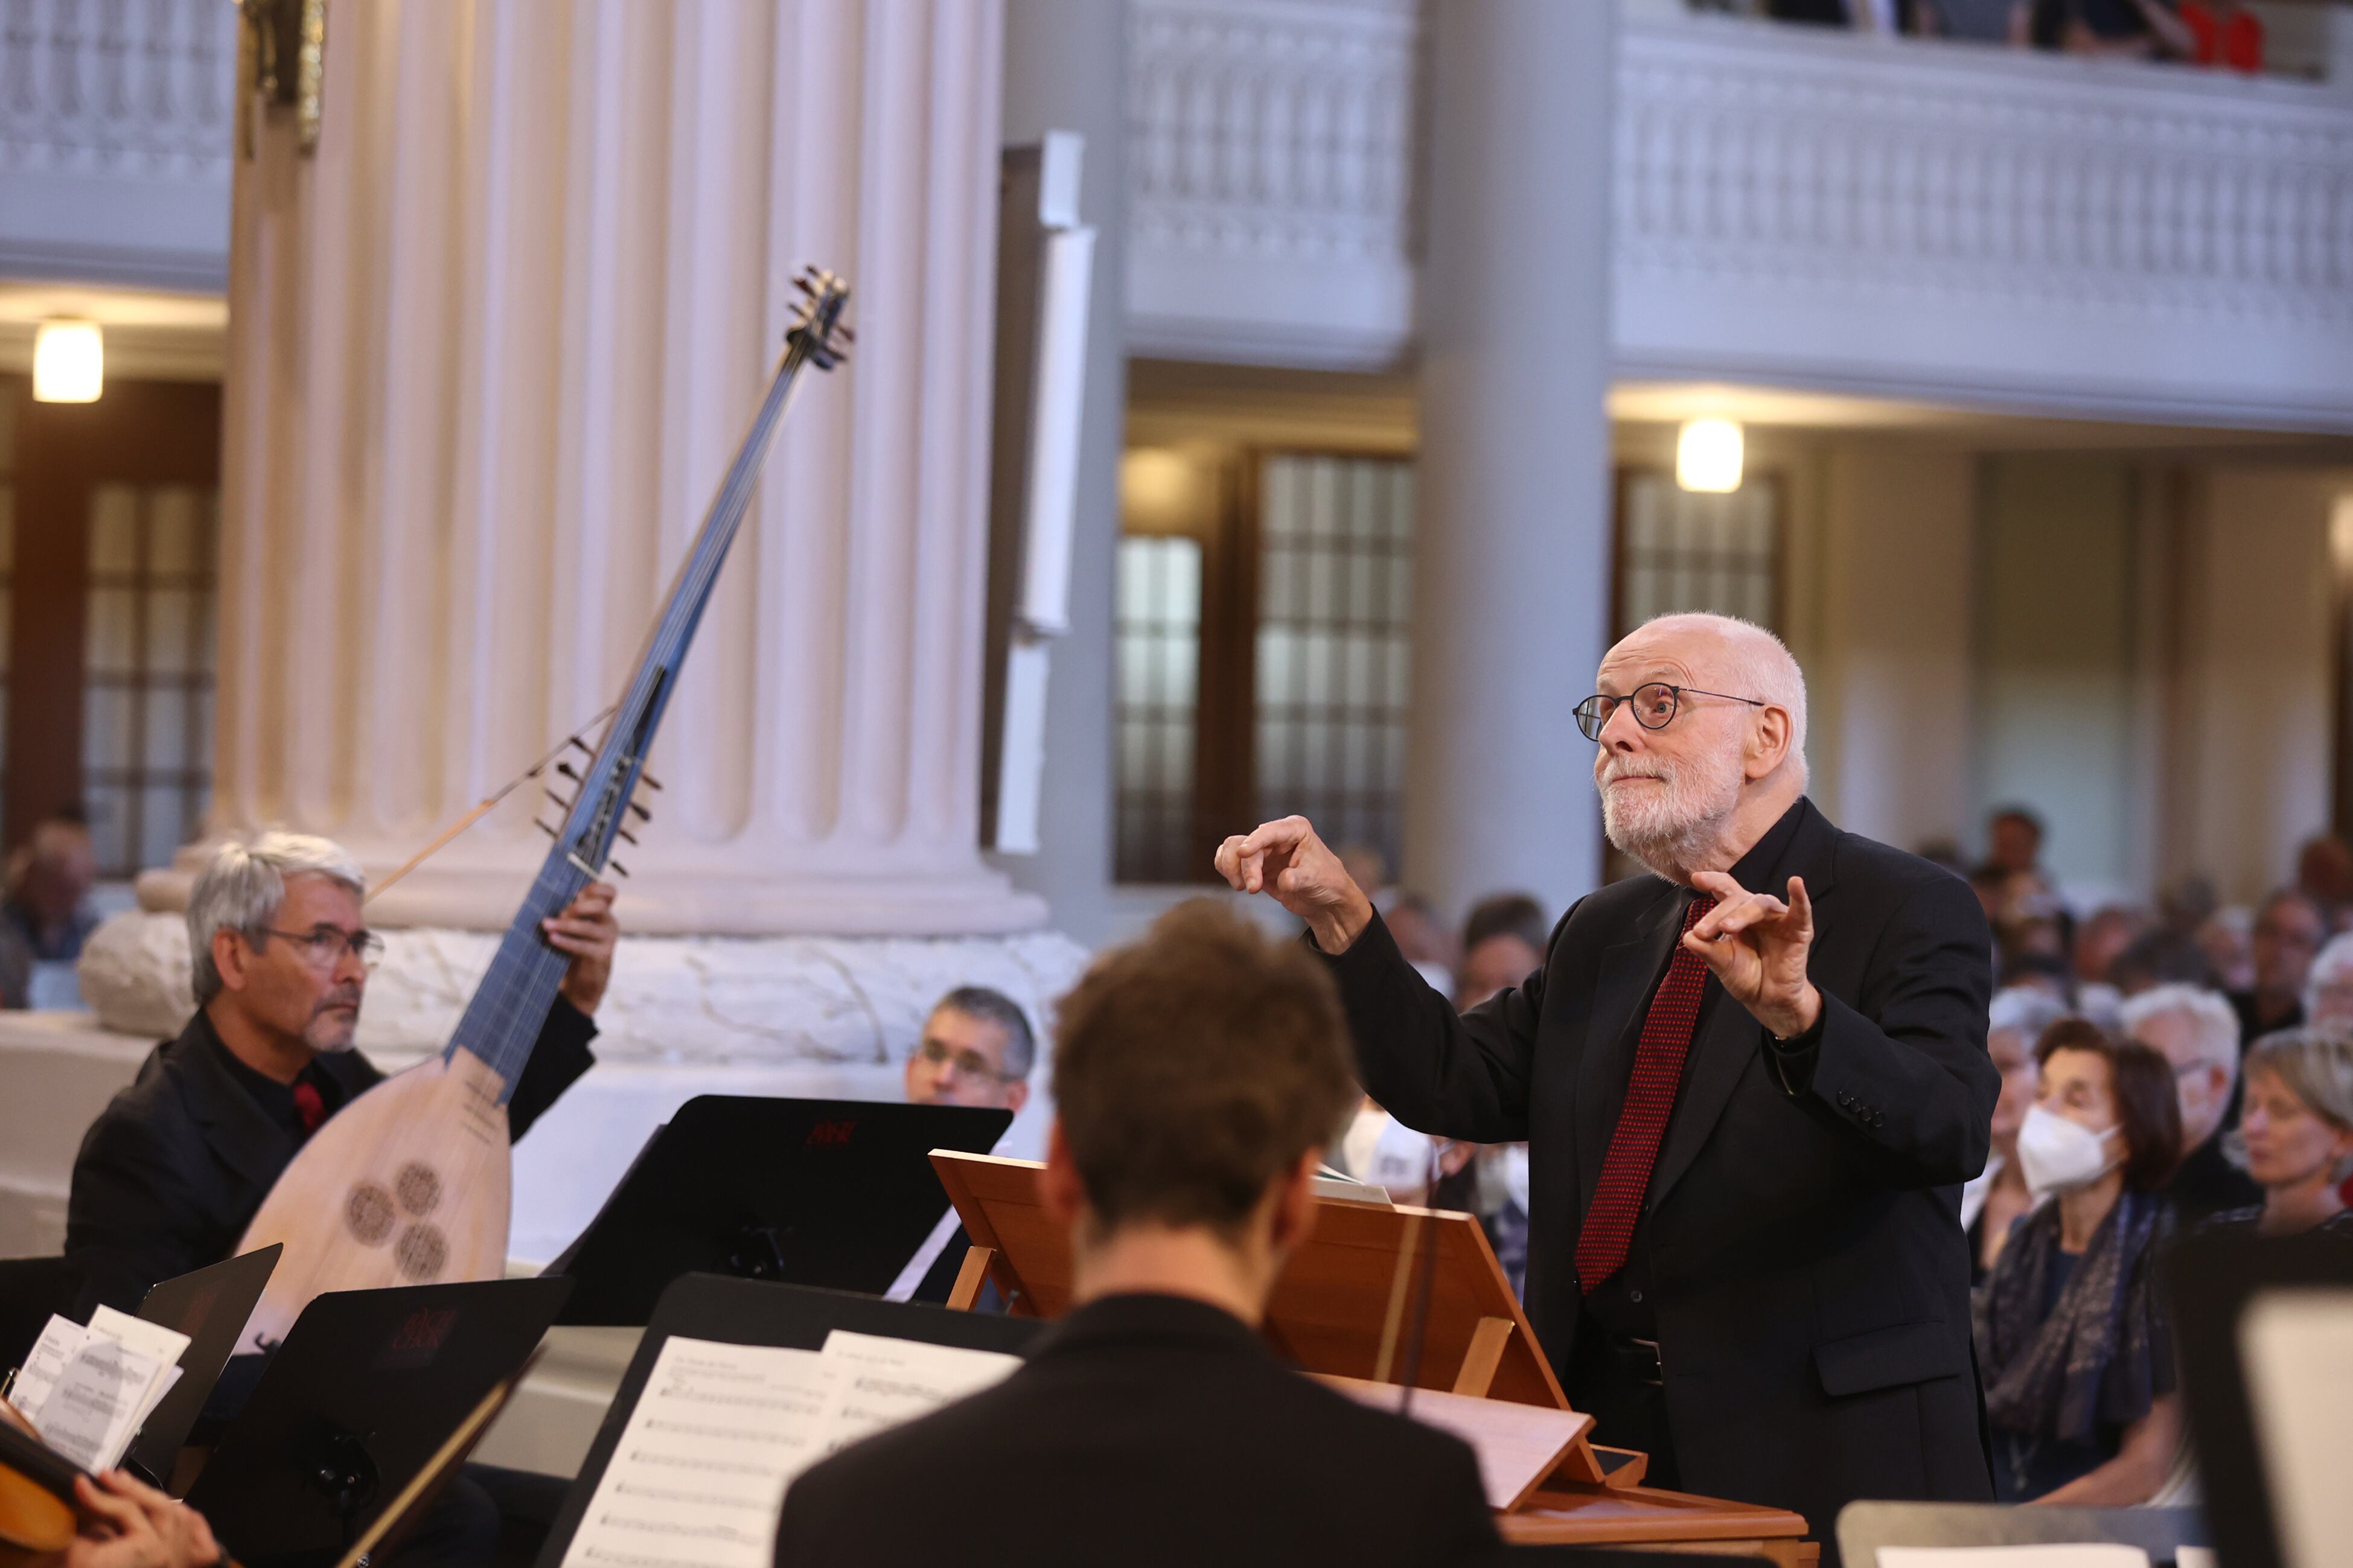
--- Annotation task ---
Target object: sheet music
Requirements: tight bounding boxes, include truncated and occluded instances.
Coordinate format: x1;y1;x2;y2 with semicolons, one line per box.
560;1331;1023;1568
1876;1550;2148;1568
811;1331;1020;1454
35;1337;167;1471
11;1316;87;1415
561;1337;836;1568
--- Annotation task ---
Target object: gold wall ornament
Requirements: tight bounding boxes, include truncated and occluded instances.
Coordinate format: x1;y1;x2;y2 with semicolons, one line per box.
237;0;328;158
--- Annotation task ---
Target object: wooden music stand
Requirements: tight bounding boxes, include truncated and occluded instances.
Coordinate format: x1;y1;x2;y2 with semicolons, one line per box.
931;1151;1817;1566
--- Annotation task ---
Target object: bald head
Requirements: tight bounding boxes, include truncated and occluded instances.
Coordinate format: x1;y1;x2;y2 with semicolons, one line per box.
1609;614;1809;785
1589;613;1812;880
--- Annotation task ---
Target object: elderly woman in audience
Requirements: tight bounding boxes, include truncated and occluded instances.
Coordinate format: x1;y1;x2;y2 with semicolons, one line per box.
1976;1021;2183;1505
2206;1029;2353;1242
2305;932;2353;1030
1965;988;2065;1281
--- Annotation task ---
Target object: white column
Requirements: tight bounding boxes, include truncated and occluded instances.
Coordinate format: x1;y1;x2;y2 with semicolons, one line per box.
161;0;1042;936
1406;0;1617;922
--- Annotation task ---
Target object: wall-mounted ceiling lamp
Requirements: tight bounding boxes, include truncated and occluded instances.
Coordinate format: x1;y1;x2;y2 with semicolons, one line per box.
33;320;104;403
1675;417;1742;493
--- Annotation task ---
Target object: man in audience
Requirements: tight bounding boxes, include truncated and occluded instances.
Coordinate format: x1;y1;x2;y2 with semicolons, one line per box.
903;987;1038;1302
2107;926;2217;997
2232;890;2322;1045
1455;891;1548;1010
904;985;1034;1114
776;902;1502;1567
2074;906;2148;995
0;812;101;1008
2295;832;2353;926
2121;983;2261;1222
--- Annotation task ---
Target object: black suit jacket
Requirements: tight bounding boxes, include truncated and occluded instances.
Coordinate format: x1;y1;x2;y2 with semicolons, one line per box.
65;1001;596;1316
773;1293;1501;1567
1321;797;1997;1539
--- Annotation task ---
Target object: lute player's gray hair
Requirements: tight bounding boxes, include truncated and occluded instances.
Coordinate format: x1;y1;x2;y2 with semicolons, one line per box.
187;831;366;1005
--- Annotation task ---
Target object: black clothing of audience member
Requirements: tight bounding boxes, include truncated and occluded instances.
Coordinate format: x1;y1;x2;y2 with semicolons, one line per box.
2029;0;2182;48
1322;798;1999;1543
775;1293;1498;1568
2228;990;2302;1059
1978;1193;2176;1500
65;1002;595;1316
2163;1126;2264;1225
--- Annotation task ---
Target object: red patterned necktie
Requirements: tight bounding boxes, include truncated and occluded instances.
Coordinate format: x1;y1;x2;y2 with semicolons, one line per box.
292;1080;327;1135
1575;894;1716;1293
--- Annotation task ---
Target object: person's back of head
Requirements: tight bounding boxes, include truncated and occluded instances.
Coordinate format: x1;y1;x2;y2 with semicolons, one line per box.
1044;899;1360;1317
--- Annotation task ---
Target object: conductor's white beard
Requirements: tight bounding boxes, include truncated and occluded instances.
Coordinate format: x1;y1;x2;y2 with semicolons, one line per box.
1597;745;1746;880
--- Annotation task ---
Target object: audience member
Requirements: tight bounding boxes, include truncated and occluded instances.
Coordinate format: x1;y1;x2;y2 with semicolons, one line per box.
905;986;1035;1114
2025;0;2194;58
2072;907;2147;993
1455;892;1548;1011
1967;987;2064;1280
1999;949;2072;1004
1976;1021;2182;1505
2294;832;2353;924
2305;932;2353;1029
1983;805;2046;880
2158;874;2218;937
2106;926;2217;998
2177;0;2262;69
2232;890;2322;1045
2194;907;2253;995
2205;1029;2353;1243
2120;984;2261;1222
1914;0;2026;41
1382;891;1457;995
904;987;1037;1304
0;813;101;1009
774;901;1502;1568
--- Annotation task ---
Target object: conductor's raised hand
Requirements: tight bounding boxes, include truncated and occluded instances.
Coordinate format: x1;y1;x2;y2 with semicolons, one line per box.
1213;816;1374;954
1684;872;1821;1041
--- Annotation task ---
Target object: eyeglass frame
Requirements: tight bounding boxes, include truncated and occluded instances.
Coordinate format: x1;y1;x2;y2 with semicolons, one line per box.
914;1035;1021;1083
249;924;386;969
1573;682;1766;743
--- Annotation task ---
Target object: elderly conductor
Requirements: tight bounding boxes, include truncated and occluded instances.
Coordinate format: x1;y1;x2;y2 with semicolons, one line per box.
1218;612;1998;1545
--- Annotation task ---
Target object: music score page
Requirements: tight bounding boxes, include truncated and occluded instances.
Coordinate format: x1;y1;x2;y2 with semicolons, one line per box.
561;1331;1020;1568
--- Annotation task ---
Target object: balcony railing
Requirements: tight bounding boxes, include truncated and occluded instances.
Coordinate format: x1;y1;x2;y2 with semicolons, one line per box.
1;0;237;288
1127;2;2353;428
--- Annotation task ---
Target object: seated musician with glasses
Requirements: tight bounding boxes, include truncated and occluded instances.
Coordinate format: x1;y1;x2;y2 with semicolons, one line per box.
902;987;1036;1304
65;831;619;1318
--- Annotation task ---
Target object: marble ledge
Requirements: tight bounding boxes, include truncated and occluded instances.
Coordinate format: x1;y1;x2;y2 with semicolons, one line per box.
78;910;1094;1068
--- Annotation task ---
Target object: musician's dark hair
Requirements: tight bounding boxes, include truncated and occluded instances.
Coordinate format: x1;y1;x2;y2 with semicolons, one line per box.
1051;899;1358;1241
930;986;1036;1081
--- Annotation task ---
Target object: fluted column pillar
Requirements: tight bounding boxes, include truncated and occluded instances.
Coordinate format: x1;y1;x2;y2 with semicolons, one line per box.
144;0;1041;935
1405;0;1617;923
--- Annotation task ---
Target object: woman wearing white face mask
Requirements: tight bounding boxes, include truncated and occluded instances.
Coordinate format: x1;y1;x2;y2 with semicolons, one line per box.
2204;1028;2353;1243
1975;1020;2185;1505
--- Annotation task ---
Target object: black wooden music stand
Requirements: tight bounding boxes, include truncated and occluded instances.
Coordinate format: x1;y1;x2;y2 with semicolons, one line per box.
187;1276;572;1566
533;1272;1046;1568
543;1095;1012;1325
126;1243;283;1484
2166;1225;2353;1568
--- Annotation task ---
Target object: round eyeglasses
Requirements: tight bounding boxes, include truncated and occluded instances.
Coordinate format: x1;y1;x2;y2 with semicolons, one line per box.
1574;683;1763;742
